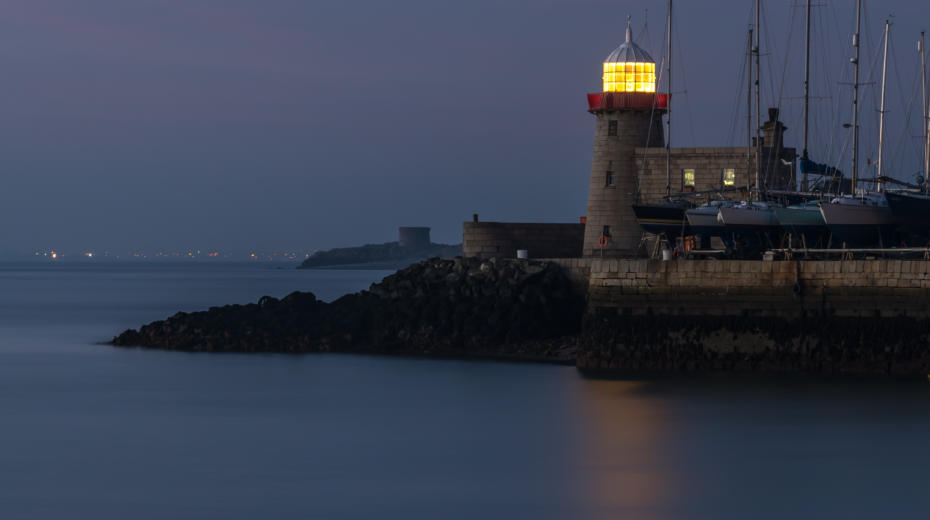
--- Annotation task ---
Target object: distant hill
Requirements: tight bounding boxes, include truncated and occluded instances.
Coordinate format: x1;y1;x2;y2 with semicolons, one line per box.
298;241;461;269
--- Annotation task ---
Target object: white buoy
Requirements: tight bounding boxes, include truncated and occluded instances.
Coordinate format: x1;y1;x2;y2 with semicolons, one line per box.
661;248;672;261
516;249;529;259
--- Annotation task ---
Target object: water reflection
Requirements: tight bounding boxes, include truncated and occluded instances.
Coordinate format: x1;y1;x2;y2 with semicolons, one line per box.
572;375;930;519
573;379;678;519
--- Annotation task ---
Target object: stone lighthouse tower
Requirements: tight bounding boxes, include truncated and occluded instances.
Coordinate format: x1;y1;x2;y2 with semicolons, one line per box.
582;21;666;256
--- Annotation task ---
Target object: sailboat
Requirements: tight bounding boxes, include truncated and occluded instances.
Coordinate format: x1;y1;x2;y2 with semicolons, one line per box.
772;0;831;247
714;0;783;249
820;11;896;247
632;1;693;241
883;32;930;246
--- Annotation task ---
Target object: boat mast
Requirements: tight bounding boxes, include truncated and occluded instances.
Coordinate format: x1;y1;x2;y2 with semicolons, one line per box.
877;19;890;193
665;0;672;201
851;0;861;195
754;0;762;201
802;0;811;190
747;27;753;195
922;31;930;194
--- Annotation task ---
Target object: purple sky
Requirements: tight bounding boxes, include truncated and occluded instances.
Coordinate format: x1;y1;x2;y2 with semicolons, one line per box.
0;0;926;254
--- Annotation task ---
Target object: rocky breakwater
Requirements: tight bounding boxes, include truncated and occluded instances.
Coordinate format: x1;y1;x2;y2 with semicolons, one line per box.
112;258;585;362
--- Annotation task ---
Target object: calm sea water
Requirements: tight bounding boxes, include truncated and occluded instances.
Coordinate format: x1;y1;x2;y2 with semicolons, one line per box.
1;262;929;519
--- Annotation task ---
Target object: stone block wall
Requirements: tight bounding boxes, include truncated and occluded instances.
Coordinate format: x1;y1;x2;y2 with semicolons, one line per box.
578;258;930;375
634;146;796;204
586;258;930;317
583;109;665;257
462;222;584;260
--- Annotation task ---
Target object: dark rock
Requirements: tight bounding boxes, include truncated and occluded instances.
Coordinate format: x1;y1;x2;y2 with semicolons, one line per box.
112;258;584;363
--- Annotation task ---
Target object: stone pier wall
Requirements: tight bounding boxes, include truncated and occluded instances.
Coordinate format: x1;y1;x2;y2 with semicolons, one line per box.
586;258;930;316
549;258;930;376
462;222;584;260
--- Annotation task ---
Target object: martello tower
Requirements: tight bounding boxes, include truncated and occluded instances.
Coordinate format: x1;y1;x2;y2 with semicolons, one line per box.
583;23;666;256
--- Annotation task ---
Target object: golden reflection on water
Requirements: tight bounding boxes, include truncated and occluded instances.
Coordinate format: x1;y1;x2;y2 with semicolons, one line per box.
574;379;679;519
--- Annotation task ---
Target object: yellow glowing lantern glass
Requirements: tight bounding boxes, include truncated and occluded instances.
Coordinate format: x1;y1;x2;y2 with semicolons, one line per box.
602;22;657;93
602;61;656;93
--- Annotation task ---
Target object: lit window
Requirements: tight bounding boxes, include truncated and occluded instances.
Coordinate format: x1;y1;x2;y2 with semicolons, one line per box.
603;61;656;93
723;168;736;187
683;169;695;187
608;120;618;136
605;171;614;186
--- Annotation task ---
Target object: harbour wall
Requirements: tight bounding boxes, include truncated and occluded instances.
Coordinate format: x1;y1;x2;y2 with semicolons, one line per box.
462;222;584;260
541;258;930;375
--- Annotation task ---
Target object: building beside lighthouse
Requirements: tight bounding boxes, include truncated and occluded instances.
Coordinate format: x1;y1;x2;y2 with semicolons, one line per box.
462;20;797;260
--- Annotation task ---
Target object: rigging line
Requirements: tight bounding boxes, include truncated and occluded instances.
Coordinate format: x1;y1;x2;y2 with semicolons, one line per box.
727;32;751;147
638;12;670;186
672;13;697;146
641;57;665;186
728;6;756;148
761;0;779;111
813;1;834;159
860;18;885;163
759;1;791;188
641;9;650;54
823;0;850;165
888;63;917;179
888;33;921;179
767;0;799;185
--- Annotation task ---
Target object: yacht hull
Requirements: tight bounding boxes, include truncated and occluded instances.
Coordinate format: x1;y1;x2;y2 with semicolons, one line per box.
819;202;896;247
773;206;829;245
632;203;690;237
685;209;724;237
885;191;930;245
717;206;782;247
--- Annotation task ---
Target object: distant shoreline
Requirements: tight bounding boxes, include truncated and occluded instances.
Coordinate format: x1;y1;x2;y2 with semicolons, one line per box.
297;241;461;269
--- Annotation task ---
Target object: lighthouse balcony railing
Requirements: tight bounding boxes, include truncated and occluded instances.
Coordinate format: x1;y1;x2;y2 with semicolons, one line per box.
587;92;669;112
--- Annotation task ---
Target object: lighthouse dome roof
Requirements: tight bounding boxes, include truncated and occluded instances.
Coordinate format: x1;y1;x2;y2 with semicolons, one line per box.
604;23;654;63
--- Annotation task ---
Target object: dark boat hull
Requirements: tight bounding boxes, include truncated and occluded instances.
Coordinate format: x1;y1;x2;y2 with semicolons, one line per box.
632;204;691;237
819;202;896;247
885;191;930;245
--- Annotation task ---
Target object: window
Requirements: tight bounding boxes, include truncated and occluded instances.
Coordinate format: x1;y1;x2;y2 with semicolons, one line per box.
605;171;615;186
683;168;695;187
602;225;611;237
608;120;618;136
723;168;736;187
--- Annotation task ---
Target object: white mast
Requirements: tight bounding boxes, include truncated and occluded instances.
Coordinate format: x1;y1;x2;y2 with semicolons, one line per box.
851;0;861;195
802;0;811;191
802;0;811;162
877;20;890;193
922;31;930;193
753;0;762;201
747;27;753;192
665;0;672;200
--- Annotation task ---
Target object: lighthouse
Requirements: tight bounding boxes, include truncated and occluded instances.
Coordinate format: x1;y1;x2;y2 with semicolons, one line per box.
582;21;666;256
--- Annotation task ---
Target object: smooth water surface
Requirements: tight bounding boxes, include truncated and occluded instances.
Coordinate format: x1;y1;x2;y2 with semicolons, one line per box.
1;262;929;519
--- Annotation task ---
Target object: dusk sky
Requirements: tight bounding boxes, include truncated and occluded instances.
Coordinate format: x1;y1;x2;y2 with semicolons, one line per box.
0;0;927;254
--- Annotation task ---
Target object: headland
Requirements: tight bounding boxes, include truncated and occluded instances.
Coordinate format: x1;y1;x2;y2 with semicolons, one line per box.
299;226;460;269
